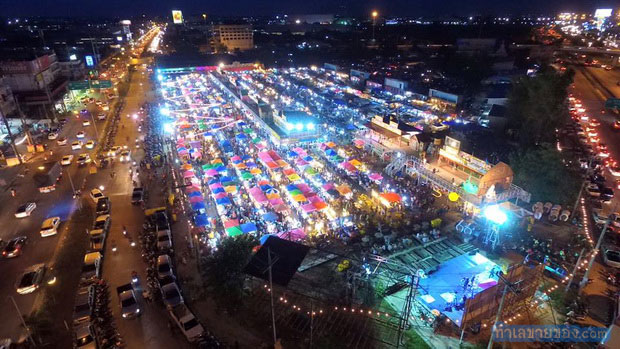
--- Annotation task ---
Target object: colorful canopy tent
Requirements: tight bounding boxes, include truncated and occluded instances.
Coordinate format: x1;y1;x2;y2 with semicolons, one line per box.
191;201;206;210
216;197;232;206
277;228;306;241
226;226;244;237
189;196;204;203
194;214;209;226
223;219;240;229
336;184;352;196
240;222;258;234
368;173;383;181
188;191;202;198
262;212;278;222
379;192;402;204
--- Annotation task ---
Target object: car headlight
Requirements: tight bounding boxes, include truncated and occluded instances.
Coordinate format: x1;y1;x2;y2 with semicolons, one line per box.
136;308;140;313
122;313;128;318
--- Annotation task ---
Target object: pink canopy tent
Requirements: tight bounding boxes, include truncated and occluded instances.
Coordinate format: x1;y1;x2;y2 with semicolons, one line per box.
273;204;289;213
292;147;307;157
301;203;316;213
223;219;240;229
249;187;268;203
277;228;306;241
209;182;223;189
183;170;195;178
205;169;218;177
269;198;285;206
214;193;228;199
189;196;204;203
368;173;383;181
322;183;335;191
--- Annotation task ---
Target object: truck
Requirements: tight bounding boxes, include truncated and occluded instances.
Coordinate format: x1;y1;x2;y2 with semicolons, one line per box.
168;303;204;342
33;161;62;193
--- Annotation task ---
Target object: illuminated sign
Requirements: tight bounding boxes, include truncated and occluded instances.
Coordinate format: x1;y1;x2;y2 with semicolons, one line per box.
172;10;184;24
85;55;94;67
444;136;461;151
69;54;77;61
116;36;123;42
595;9;612;18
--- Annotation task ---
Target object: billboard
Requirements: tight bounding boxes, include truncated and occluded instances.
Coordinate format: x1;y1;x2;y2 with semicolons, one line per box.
85;55;94;67
172;10;184;24
595;9;612;18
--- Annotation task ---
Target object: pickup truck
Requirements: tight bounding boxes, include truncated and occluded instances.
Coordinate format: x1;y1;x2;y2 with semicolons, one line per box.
117;283;141;319
168;303;204;342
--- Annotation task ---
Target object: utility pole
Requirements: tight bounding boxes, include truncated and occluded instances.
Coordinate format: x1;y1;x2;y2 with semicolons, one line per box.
488;276;521;349
9;296;36;346
579;219;611;292
266;247;278;346
0;108;23;164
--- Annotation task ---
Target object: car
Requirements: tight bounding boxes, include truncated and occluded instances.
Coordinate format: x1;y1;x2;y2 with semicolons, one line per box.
157;230;172;251
604;249;620;269
57;137;68;146
81;252;102;283
72;141;83;150
586;186;601;197
40;217;61;237
88;229;106;252
16;264;46;295
85;140;95;149
590;136;600;143
589;119;601;127
119;150;131;162
2;236;27;258
131;187;144;204
97;113;106;120
610;166;620;177
15;202;36;218
157;254;174;279
47;132;58;140
599;143;608;151
77;153;91;166
107;146;121;157
601;187;614;202
161;283;184;308
72;285;95;325
599;150;610;158
117;284;141;319
90;189;104;203
93;214;111;233
82;120;91;127
96;197;110;215
76;131;85;139
61;155;74;166
73;323;97;349
614;120;620;130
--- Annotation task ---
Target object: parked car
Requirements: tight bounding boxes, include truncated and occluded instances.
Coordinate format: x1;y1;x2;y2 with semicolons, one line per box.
72;141;83;150
156;230;172;251
15;202;36;218
85;140;95;149
16;263;46;294
57;137;68;146
76;131;85;139
40;217;61;237
90;189;104;203
77;153;91;166
119;150;131;163
93;214;111;232
161;283;184;308
157;254;174;279
82;120;91;127
80;252;102;283
47;132;58;140
88;229;106;253
72;285;95;325
131;187;144;204
73;323;97;349
604;249;620;269
2;236;27;258
95;197;110;215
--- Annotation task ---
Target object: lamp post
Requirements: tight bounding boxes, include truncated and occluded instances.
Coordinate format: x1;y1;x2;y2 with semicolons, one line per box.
371;11;378;43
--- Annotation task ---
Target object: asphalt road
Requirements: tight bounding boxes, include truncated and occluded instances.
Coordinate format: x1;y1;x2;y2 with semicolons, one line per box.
0;99;105;341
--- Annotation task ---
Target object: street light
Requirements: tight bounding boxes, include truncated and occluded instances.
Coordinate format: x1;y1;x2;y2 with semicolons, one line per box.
371;10;378;43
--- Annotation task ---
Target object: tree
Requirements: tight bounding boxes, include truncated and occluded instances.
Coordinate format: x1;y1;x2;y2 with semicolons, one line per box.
506;66;574;147
509;146;580;204
200;235;258;312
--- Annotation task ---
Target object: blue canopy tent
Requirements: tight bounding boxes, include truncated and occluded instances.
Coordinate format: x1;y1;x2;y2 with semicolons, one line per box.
262;212;278;222
303;156;313;162
216;197;232;206
191;201;206;210
212;187;226;194
194;214;209;226
287;150;298;158
215;165;227;172
219;176;236;183
260;184;273;191
259;234;274;245
241;222;258;234
188;191;202;198
208;179;220;185
241;155;252;161
245;162;257;168
236;133;248;140
286;184;298;191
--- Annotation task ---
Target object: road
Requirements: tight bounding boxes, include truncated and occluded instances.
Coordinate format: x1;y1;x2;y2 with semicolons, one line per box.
0;96;104;341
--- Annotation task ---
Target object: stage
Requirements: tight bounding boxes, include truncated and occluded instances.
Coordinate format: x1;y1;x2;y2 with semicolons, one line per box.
415;252;500;326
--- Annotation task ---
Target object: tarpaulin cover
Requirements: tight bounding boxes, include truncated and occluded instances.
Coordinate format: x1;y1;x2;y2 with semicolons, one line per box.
214;193;228;199
288;189;302;196
208;179;220;185
302;203;316;212
212;187;225;194
287;151;298;157
322;183;335;191
181;164;193;170
287;174;301;181
269;198;285;206
260;184;273;191
286;184;298;191
277;228;306;241
240;172;253;180
188;191;202;197
313;201;328;210
246;162;257;168
327;189;340;198
205;169;218;177
368;173;383;181
304;167;317;175
295;159;308;166
273;204;289;213
224;186;237;194
250;168;262;175
336;184;352;196
282;168;296;176
349;159;362;168
183;171;195;178
303;156;313;162
292;194;307;202
276;160;289;168
297;184;312;194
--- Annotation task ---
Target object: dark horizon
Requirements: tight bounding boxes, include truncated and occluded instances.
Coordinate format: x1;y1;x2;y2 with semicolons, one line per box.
0;0;615;18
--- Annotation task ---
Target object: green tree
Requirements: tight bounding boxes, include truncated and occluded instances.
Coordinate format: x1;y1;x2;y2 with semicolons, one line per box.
509;146;580;204
506;66;574;147
200;234;258;312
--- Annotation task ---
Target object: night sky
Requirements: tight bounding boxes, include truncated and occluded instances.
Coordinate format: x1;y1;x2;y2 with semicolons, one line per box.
0;0;615;18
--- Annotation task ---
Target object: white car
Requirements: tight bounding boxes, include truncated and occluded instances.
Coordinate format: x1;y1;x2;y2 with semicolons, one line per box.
15;202;36;218
40;217;61;237
610;166;620;177
604;249;620;269
16;264;46;295
72;141;83;150
97;113;106;120
82;120;91;127
107;146;122;157
61;155;74;166
74;323;97;349
47;132;58;140
85;140;95;149
76;131;85;139
77;153;91;166
119;150;131;163
90;189;104;203
57;137;68;146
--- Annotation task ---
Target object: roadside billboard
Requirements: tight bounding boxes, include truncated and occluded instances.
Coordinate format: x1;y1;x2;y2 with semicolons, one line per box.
172;10;184;24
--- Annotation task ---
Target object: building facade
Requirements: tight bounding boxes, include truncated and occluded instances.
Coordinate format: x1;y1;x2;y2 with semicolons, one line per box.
0;76;17;117
211;24;254;52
